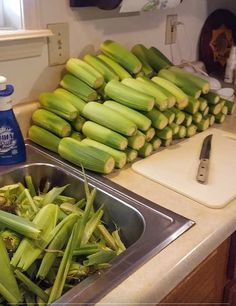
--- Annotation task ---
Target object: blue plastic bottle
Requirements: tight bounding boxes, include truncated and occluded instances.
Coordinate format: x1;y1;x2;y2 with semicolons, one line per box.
0;76;26;165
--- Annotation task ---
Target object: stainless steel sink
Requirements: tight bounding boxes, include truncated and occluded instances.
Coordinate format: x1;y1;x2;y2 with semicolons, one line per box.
0;143;194;305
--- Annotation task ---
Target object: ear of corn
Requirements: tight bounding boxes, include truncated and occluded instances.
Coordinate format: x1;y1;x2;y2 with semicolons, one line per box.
66;58;104;89
152;76;188;109
131;44;154;77
58;137;115;174
144;127;155;142
105;80;155;112
82;121;128;151
70;130;85;141
192;112;203;124
150;136;161;150
183;96;200;115
158;68;202;98
155;126;173;140
122;77;168;111
60;74;98;102
186;124;197;138
171;107;185;125
143;108;168;130
209;103;222;115
84;54;119;82
32;109;72;137
71;115;86;132
28;125;61;153
169;66;210;94
183;113;193;127
147;47;173;72
97;54;132;80
215;112;226;124
100;40;142;74
224;99;236;114
202;91;220;105
54;88;86;113
127;130;146;150
163;109;175;124
39;92;78;121
138;142;153;158
173;125;187;139
81;102;137;136
82;138;127;169
124;147;138;162
196;118;210;131
169;122;180;135
198;97;208;111
104;100;151;132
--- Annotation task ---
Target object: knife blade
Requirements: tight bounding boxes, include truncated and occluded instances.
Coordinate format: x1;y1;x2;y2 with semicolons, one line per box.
196;134;213;184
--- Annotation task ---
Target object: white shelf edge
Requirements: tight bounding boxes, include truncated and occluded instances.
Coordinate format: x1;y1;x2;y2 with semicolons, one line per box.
0;29;53;42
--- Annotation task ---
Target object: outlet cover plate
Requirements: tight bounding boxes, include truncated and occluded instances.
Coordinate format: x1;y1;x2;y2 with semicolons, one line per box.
47;23;70;66
165;14;178;45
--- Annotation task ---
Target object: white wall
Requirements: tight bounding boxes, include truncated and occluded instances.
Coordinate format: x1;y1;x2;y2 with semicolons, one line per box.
0;0;235;104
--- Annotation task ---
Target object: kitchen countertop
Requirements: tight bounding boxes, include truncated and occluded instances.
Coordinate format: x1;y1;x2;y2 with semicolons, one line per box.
14;101;236;305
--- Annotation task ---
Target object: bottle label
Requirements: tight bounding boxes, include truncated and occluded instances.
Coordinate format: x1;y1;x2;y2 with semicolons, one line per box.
0;126;17;155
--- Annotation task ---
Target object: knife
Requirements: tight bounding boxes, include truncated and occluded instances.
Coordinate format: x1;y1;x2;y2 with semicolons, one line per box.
196;134;213;184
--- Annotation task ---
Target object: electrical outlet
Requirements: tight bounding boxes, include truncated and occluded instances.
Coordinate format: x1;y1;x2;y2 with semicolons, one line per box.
165;15;178;45
47;23;70;66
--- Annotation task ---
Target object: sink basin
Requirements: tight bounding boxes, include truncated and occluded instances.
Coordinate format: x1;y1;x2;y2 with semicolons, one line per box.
0;143;194;305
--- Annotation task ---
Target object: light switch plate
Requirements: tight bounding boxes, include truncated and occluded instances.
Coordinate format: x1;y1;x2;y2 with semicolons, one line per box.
47;23;70;66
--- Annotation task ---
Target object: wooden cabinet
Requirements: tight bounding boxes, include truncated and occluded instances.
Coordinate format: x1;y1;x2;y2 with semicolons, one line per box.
160;237;231;306
223;232;236;306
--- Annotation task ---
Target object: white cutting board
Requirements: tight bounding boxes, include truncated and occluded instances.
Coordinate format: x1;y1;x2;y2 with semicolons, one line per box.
132;128;236;209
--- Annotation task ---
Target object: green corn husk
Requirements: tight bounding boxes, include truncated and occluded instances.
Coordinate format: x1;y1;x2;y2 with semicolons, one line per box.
0;237;21;304
83;249;117;266
48;219;82;304
15;269;48;303
24;176;37;198
81;206;104;245
0;210;41;240
112;229;126;255
11;204;59;271
37;213;79;280
42;185;69;206
97;224;117;251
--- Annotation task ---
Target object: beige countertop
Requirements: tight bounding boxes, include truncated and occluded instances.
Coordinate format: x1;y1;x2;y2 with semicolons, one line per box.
14;101;236;305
